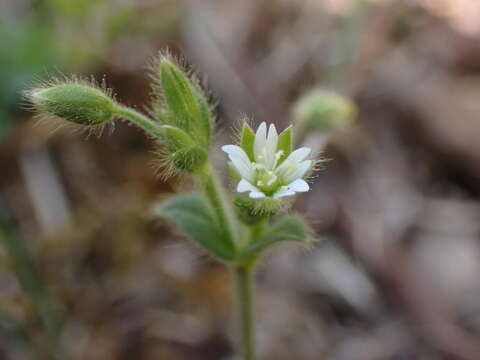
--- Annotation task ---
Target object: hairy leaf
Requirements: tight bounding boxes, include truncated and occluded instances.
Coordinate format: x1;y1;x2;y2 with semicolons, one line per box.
155;194;236;261
241;215;311;259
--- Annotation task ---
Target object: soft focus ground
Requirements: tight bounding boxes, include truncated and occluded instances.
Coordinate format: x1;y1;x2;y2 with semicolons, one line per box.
2;0;480;359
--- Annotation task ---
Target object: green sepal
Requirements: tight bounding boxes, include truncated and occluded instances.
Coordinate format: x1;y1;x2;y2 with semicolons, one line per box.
154;194;237;261
228;162;241;183
277;125;292;163
233;195;269;225
233;195;282;225
240;214;311;259
240;123;255;161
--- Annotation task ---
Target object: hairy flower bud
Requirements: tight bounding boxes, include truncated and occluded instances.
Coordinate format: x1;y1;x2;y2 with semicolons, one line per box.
162;125;208;172
150;53;213;150
293;89;356;134
28;83;116;126
170;146;208;173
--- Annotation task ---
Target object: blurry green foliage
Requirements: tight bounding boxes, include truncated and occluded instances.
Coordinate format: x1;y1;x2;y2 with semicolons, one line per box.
293;89;356;135
0;20;59;142
0;0;181;143
49;0;104;20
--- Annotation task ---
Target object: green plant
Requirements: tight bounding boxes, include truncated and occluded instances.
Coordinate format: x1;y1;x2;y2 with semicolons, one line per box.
26;52;315;360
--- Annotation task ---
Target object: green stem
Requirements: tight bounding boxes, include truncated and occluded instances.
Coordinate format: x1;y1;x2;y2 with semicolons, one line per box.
234;264;256;360
250;219;267;244
113;105;164;139
198;164;238;250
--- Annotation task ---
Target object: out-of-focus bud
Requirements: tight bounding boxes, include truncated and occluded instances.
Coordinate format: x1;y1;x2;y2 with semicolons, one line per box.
152;53;213;150
161;124;208;173
27;83;116;126
170;146;208;173
293;89;356;135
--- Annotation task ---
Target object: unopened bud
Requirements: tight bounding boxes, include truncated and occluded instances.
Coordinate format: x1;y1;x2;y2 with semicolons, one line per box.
151;53;213;149
293;89;356;134
28;83;115;126
170;146;208;173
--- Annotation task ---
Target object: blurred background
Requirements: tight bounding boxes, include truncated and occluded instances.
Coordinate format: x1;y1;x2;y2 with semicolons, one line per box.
2;0;480;359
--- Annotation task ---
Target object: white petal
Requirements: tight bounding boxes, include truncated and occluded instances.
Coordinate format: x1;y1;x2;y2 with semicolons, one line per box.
222;145;255;181
249;191;266;199
283;160;312;184
222;145;249;158
273;187;296;199
237;179;259;193
287;179;310;192
254;122;267;162
230;158;253;181
275;147;311;175
265;124;278;168
285;147;311;163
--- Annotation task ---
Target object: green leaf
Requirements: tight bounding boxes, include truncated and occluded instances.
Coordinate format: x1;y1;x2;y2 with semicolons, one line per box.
277;126;292;163
241;215;311;259
240;123;255;161
154;194;236;261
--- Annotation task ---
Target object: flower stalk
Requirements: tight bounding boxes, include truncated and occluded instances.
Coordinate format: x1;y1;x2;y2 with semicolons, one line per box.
234;263;256;360
112;105;164;139
197;163;239;251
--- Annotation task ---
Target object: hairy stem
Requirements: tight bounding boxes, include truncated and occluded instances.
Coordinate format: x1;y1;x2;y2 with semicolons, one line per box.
198;164;238;250
113;105;164;139
234;264;256;360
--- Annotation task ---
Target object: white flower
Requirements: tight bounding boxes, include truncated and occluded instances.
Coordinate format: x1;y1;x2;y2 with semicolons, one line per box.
222;122;312;199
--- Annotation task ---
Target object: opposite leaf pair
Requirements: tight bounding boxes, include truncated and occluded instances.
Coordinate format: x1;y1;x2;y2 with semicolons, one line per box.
156;193;311;263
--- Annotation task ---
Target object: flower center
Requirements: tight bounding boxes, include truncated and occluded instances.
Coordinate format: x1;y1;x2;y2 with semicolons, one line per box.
253;164;280;195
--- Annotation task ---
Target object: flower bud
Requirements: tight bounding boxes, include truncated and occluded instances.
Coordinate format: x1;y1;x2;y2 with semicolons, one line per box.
161;125;208;172
28;83;116;126
151;54;213;149
293;89;356;134
170;146;208;173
